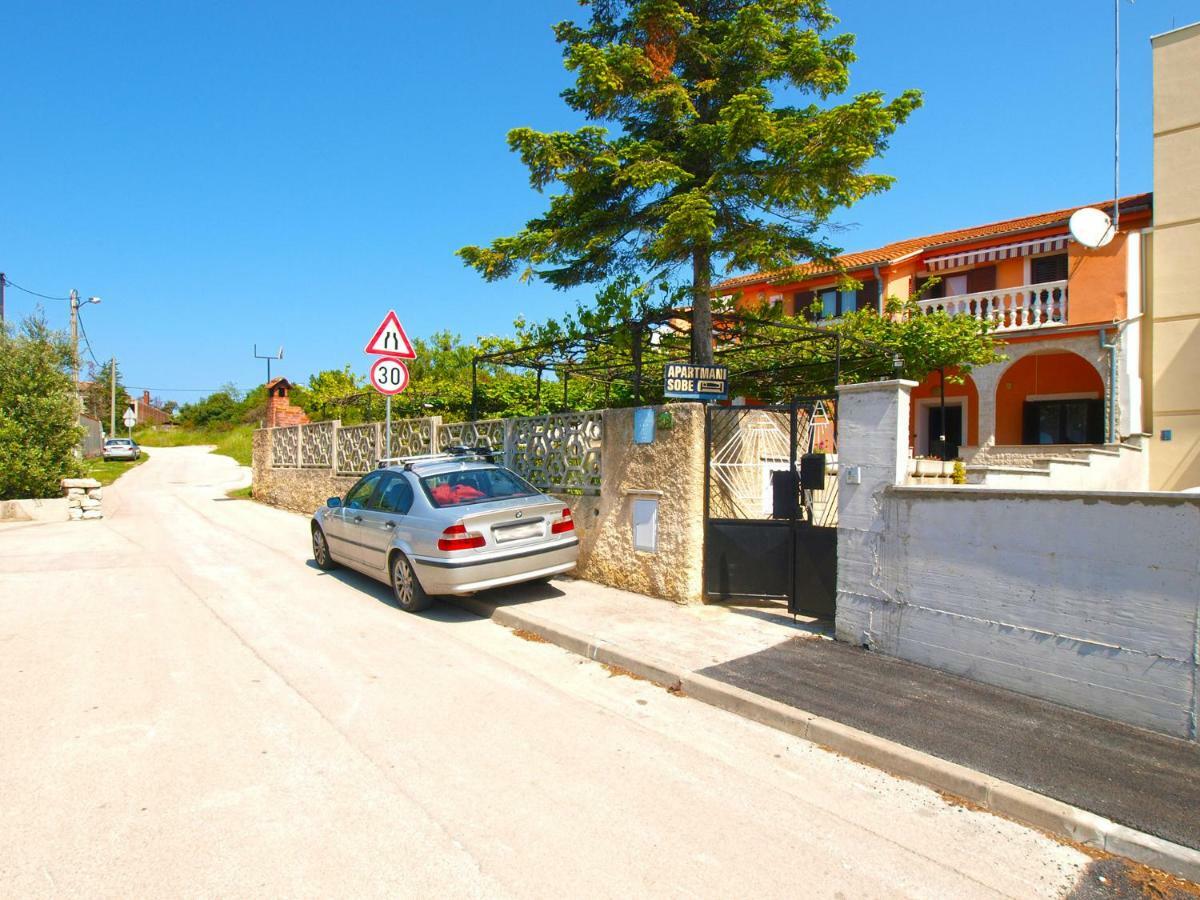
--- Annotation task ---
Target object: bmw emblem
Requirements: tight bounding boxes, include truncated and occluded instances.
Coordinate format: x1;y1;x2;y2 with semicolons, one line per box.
514;511;523;519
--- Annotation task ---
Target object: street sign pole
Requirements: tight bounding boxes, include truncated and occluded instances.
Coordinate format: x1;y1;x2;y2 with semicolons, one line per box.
365;310;416;466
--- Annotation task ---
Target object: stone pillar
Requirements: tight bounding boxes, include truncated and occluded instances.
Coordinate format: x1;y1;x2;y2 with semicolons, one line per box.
62;477;104;520
573;403;706;604
833;380;916;646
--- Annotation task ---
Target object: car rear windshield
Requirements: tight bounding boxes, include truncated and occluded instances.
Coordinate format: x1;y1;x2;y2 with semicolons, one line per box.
107;440;132;445
420;467;539;508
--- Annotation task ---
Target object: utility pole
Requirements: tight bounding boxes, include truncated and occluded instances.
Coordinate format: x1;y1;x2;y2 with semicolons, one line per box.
69;289;80;394
0;272;6;327
110;356;117;437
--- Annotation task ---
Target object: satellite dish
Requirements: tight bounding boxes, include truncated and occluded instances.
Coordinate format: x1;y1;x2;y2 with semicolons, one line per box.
1069;207;1115;249
278;346;285;359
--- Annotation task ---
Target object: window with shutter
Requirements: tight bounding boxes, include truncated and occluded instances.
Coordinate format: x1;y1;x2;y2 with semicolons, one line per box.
857;279;879;312
1030;254;1068;284
794;290;816;320
966;265;997;293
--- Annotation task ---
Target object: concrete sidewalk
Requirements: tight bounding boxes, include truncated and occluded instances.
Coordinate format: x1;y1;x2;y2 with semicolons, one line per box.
448;578;1200;883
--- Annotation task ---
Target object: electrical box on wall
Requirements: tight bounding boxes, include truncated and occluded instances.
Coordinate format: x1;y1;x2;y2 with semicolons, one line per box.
631;498;658;552
845;465;862;485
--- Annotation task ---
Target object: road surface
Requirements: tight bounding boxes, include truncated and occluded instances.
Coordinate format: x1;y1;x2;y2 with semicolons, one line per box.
0;447;1093;897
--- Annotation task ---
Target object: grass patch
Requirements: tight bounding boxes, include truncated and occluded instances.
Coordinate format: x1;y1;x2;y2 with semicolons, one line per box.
225;485;254;500
136;423;254;467
81;452;149;487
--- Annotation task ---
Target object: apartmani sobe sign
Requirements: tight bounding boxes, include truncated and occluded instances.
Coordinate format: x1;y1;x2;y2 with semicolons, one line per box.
662;362;729;401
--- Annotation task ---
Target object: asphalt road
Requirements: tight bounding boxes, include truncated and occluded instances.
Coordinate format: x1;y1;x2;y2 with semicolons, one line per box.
0;447;1093;898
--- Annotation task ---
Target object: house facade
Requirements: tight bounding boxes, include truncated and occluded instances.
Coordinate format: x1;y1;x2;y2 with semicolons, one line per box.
716;195;1153;471
1148;21;1200;491
133;390;172;427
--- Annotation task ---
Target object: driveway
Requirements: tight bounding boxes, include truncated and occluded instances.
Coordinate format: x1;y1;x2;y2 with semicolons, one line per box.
0;446;1091;897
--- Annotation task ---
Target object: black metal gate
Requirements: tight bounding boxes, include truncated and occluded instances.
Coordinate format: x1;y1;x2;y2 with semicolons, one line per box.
703;399;838;617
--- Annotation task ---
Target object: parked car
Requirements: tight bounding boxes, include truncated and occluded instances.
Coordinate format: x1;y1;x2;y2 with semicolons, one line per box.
102;438;141;461
311;450;579;612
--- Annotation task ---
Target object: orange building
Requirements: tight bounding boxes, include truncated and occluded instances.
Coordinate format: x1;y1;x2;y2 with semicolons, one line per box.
715;194;1152;463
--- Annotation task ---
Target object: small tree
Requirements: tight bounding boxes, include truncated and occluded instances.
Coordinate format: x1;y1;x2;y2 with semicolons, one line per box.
0;315;83;500
459;1;921;365
82;358;131;429
298;366;364;423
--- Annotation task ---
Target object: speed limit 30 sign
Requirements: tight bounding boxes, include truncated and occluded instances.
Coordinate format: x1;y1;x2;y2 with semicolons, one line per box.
370;356;409;395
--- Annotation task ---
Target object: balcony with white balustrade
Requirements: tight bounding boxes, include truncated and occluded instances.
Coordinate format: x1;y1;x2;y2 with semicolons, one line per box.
916;280;1068;333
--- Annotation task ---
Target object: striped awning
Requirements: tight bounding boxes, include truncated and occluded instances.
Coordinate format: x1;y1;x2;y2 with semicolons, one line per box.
924;234;1071;272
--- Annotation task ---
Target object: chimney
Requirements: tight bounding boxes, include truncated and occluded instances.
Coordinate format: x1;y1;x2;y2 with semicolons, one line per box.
142;390;151;407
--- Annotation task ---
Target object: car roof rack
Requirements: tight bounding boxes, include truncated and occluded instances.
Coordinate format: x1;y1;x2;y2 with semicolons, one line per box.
377;445;498;471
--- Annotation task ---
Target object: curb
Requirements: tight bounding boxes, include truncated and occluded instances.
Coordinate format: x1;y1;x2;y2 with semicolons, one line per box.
446;595;1200;884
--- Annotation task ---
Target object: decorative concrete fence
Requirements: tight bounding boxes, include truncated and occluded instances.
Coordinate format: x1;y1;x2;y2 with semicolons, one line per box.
835;380;1200;742
253;403;707;604
263;412;603;489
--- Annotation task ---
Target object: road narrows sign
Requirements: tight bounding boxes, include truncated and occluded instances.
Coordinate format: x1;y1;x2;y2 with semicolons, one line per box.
364;310;417;359
370;357;409;395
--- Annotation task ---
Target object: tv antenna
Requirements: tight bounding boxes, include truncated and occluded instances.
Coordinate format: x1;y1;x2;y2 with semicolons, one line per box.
254;344;284;384
1072;0;1132;250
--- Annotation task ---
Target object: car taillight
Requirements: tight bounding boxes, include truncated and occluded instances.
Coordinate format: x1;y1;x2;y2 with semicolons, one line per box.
551;507;575;534
438;522;486;551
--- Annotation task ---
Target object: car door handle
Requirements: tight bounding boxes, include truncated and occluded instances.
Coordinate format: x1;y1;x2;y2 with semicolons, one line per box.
353;516;363;524
383;520;396;529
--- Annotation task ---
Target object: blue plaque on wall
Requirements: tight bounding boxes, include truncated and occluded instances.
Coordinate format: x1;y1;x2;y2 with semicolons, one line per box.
633;407;656;444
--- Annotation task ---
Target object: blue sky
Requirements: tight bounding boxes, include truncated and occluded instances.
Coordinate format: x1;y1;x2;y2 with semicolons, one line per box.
0;1;1188;403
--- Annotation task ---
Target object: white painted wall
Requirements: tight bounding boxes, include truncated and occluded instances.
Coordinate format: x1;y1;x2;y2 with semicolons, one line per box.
835;382;1200;741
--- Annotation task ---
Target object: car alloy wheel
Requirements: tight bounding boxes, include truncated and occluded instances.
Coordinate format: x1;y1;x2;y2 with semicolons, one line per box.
312;526;335;570
390;553;433;612
392;555;415;607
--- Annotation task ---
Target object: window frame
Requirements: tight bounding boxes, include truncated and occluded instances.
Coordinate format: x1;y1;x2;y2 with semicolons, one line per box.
419;465;541;510
343;472;385;510
370;471;415;515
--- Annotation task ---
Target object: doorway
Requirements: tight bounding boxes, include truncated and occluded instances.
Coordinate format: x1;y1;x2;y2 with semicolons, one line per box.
926;403;963;460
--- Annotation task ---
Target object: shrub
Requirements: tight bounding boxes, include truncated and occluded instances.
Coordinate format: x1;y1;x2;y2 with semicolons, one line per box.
0;315;83;499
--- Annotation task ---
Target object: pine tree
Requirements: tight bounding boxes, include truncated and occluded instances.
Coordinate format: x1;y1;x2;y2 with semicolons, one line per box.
459;0;921;363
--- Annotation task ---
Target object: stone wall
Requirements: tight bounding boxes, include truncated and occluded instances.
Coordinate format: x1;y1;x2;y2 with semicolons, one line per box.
252;428;357;514
252;403;709;604
835;380;1200;742
568;403;706;604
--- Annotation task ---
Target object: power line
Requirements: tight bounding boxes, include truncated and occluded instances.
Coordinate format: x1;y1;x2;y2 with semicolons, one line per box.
127;386;252;393
76;308;102;368
3;278;70;301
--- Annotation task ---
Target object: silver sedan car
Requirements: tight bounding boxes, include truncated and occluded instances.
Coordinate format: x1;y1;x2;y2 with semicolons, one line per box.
310;451;579;612
102;438;141;461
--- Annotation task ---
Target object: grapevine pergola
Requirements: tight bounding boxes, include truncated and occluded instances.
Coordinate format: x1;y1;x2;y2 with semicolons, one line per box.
469;308;898;419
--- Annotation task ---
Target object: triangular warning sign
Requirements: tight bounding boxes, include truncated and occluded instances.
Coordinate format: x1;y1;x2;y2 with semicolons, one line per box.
364;310;417;359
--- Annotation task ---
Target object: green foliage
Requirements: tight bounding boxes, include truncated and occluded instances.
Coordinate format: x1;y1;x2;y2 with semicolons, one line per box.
0;315;83;500
82;359;131;426
296;366;363;422
82;453;148;487
831;295;1006;384
176;391;241;427
175;381;266;428
459;0;921;363
135;423;254;467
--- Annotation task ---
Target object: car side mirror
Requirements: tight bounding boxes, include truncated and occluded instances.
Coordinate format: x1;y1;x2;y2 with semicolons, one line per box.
327;497;342;508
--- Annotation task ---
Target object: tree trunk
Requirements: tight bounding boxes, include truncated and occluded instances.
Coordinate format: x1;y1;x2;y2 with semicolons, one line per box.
691;250;714;365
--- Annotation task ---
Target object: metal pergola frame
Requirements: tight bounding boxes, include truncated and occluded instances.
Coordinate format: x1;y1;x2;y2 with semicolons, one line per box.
469;308;895;419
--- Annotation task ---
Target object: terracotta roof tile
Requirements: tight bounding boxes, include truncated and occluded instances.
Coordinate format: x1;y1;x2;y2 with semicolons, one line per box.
715;193;1152;291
